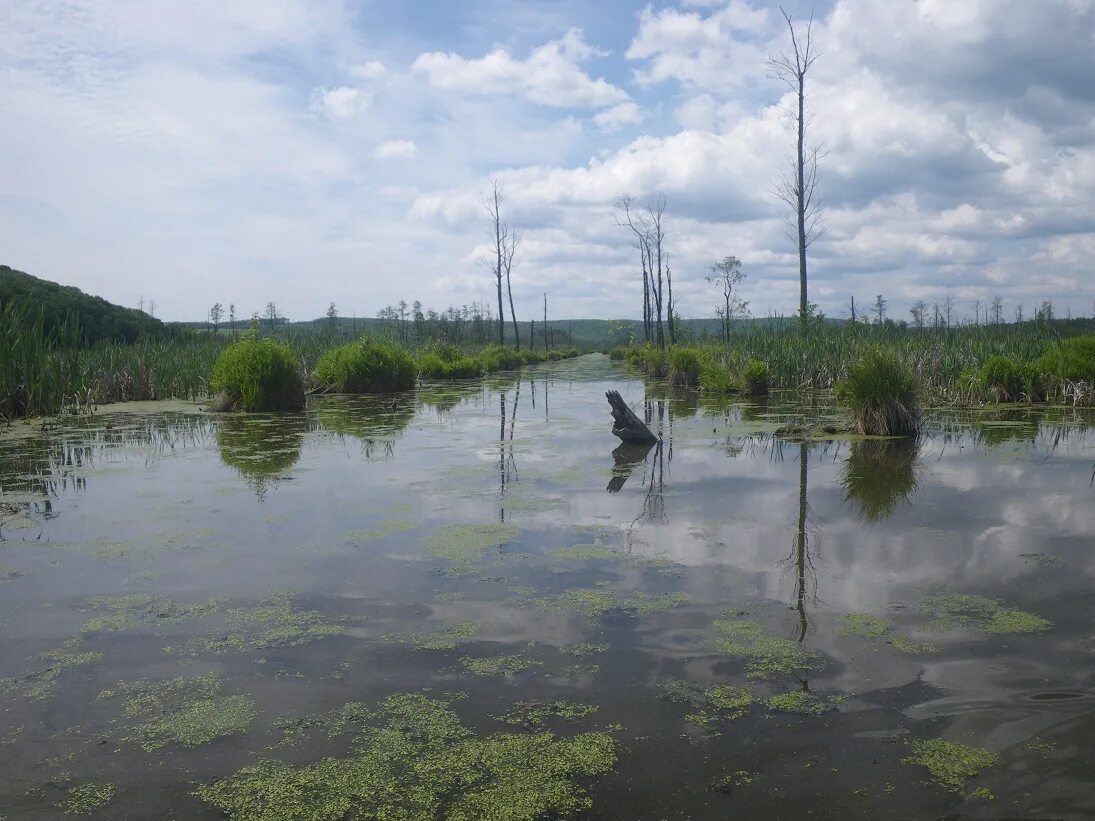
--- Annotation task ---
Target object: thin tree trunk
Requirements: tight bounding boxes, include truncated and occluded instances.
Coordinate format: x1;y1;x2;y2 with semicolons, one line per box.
506;266;519;350
796;75;808;321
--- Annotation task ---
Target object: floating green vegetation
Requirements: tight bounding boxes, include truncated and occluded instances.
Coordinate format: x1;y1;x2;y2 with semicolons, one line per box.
434;591;464;603
498;701;599;728
706;685;756;719
892;636;939;654
655;679;699;704
711;771;757;793
195;693;617;821
461;653;542;678
58;782;116;815
404;621;479;651
80;595;220;633
550;544;620;561
340;519;417;541
171;593;344;654
561;642;609;657
712;618;821;679
920;592;1051;634
533;589;689;619
425;523;520;571
100;672;255;751
837;613;894;639
763;690;830;716
902;738;999;793
1;639;103;701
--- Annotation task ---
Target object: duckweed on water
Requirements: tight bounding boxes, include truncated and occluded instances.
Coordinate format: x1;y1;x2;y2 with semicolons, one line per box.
99;672;255;750
902;738;999;793
59;782;116;815
195;693;617;821
763;690;830;716
425;523;521;571
498;701;599;728
532;589;689;618
920;592;1051;634
341;519;416;541
404;620;479;651
461;654;542;678
891;636;939;654
706;685;756;719
172;593;345;654
561;642;609;657
837;613;893;639
712;619;821;679
1;639;103;701
550;544;620;561
80;595;220;633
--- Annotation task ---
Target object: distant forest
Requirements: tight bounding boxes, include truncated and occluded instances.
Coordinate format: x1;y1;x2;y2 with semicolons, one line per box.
0;265;175;345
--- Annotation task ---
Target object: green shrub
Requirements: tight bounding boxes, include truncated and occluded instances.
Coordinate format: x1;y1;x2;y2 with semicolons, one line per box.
314;336;416;393
699;355;736;394
973;356;1024;402
416;352;482;379
210;337;304;411
1035;335;1095;384
668;347;702;386
608;346;628;361
478;345;524;372
835;349;920;436
742;359;769;397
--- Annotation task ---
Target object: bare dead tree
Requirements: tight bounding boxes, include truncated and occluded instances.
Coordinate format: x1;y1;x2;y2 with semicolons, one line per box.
769;6;823;324
614;194;669;347
503;228;521;350
482;180;520;347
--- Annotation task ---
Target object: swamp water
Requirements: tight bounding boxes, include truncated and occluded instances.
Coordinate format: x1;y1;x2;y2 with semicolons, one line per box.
0;354;1093;819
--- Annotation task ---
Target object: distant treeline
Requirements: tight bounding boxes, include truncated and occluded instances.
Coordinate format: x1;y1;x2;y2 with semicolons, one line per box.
0;265;175;345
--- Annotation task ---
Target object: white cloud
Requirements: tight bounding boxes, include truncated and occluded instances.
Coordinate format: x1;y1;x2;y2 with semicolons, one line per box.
350;60;386;80
310;85;367;119
412;28;630;109
374;139;417;160
593;101;644;132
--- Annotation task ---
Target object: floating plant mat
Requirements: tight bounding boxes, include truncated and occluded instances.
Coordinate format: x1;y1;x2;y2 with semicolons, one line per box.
1;358;1094;818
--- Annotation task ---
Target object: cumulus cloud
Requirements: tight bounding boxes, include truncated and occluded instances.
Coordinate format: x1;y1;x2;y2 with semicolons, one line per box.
593;101;644;132
374;139;417;160
310;85;368;118
412;28;630;109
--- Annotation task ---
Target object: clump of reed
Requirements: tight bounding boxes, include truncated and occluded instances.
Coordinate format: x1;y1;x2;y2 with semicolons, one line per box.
313;336;417;394
668;347;702;386
416;342;483;380
741;359;769;397
835;349;920;436
210;336;304;411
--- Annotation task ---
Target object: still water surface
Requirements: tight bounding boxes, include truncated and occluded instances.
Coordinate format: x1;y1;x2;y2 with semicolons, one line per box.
1;354;1093;819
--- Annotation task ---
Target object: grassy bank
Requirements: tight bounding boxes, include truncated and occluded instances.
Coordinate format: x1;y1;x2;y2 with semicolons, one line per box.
612;323;1095;407
0;305;582;419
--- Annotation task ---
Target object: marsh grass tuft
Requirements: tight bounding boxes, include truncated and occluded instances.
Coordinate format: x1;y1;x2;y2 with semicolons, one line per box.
210;336;304;412
314;336;416;393
835;349;920;436
741;359;769;397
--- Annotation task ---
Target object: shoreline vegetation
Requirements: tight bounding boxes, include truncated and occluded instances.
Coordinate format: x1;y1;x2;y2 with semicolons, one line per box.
611;323;1095;413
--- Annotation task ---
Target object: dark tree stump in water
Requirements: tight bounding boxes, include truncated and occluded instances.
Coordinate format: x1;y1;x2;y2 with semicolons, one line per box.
605;390;657;443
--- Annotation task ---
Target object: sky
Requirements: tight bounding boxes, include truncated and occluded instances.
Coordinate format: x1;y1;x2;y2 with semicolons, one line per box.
1;0;1094;323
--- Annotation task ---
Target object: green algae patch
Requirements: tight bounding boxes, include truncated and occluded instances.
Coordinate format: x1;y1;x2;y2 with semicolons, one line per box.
195;693;617;821
80;595;220;633
764;690;831;716
706;685;755;719
902;738;999;793
2;639;103;701
498;701;598;728
404;620;479;651
461;653;542;678
99;672;255;751
59;782;116;815
712;619;821;679
425;523;520;571
920;592;1051;634
561;642;608;657
341;519;417;542
837;613;893;639
532;589;689;619
172;593;345;654
892;636;939;654
550;544;620;561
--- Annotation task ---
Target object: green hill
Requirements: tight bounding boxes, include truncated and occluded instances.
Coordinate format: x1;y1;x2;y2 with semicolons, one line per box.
0;265;172;344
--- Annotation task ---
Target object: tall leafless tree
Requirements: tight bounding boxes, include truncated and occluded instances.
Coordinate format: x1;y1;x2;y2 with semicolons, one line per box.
615;194;669;347
482;180;521;347
769;6;823;325
503;227;521;350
